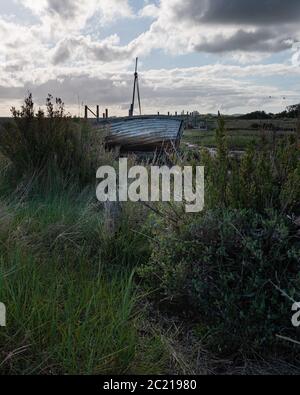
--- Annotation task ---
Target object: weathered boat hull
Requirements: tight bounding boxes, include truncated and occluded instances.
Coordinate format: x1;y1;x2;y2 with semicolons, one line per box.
105;116;184;152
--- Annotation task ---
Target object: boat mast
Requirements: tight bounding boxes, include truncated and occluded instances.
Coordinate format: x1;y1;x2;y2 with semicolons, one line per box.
129;58;142;117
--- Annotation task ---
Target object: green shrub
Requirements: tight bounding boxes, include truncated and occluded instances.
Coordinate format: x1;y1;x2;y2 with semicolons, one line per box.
138;209;300;355
138;118;300;356
0;93;107;186
201;118;300;214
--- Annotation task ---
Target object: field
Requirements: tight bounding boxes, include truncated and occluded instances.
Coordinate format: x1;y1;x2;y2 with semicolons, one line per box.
0;97;299;375
183;118;298;151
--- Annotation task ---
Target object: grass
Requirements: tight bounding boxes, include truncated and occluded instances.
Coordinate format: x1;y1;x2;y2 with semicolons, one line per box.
183;129;260;150
183;127;296;151
0;250;137;374
0;178;174;375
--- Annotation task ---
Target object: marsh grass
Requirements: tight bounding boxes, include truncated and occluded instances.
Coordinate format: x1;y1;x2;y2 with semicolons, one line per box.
0;249;139;374
0;181;171;374
0;94;181;375
183;126;297;151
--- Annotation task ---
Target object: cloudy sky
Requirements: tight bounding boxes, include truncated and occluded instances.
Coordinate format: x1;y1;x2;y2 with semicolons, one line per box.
0;0;300;116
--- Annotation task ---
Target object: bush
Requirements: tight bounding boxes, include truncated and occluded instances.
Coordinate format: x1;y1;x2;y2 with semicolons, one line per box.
0;93;107;185
201;119;300;213
138;118;300;356
138;209;300;355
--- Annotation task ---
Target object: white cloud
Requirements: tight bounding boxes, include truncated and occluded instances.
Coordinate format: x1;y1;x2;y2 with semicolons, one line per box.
18;0;133;33
291;43;300;67
139;4;160;19
51;35;134;64
0;0;299;116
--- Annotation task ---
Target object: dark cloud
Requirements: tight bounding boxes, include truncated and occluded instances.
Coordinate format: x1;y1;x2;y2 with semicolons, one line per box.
0;75;131;107
195;28;294;53
46;0;81;20
171;0;300;53
51;36;136;65
174;0;300;25
52;42;72;65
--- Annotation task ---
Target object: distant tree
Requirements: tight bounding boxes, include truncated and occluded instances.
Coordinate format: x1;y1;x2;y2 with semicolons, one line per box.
287;103;300;117
275;103;300;119
238;104;300;120
238;111;273;120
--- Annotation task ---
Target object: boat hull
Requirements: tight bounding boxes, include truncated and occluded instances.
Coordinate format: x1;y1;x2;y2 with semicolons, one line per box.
105;116;184;152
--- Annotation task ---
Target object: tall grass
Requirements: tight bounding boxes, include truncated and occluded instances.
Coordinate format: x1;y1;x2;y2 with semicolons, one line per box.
0;249;137;375
0;182;168;374
0;94;163;374
0;138;162;375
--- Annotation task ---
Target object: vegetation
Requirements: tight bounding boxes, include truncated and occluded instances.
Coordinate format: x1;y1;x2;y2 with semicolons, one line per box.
237;103;300;120
0;94;110;186
139;209;300;355
0;94;299;374
139;118;300;357
238;110;274;120
184;129;261;150
0;95;175;375
275;104;300;119
183;119;297;151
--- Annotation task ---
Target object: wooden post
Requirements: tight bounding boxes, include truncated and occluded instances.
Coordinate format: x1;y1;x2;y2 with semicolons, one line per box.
96;105;99;121
105;109;108;119
84;105;88;119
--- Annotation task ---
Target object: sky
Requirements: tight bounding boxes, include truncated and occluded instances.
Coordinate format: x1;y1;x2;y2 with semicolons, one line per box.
0;0;300;116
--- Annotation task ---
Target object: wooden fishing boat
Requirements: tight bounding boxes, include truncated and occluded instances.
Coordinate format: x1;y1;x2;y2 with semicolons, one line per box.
105;115;184;152
104;58;184;152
